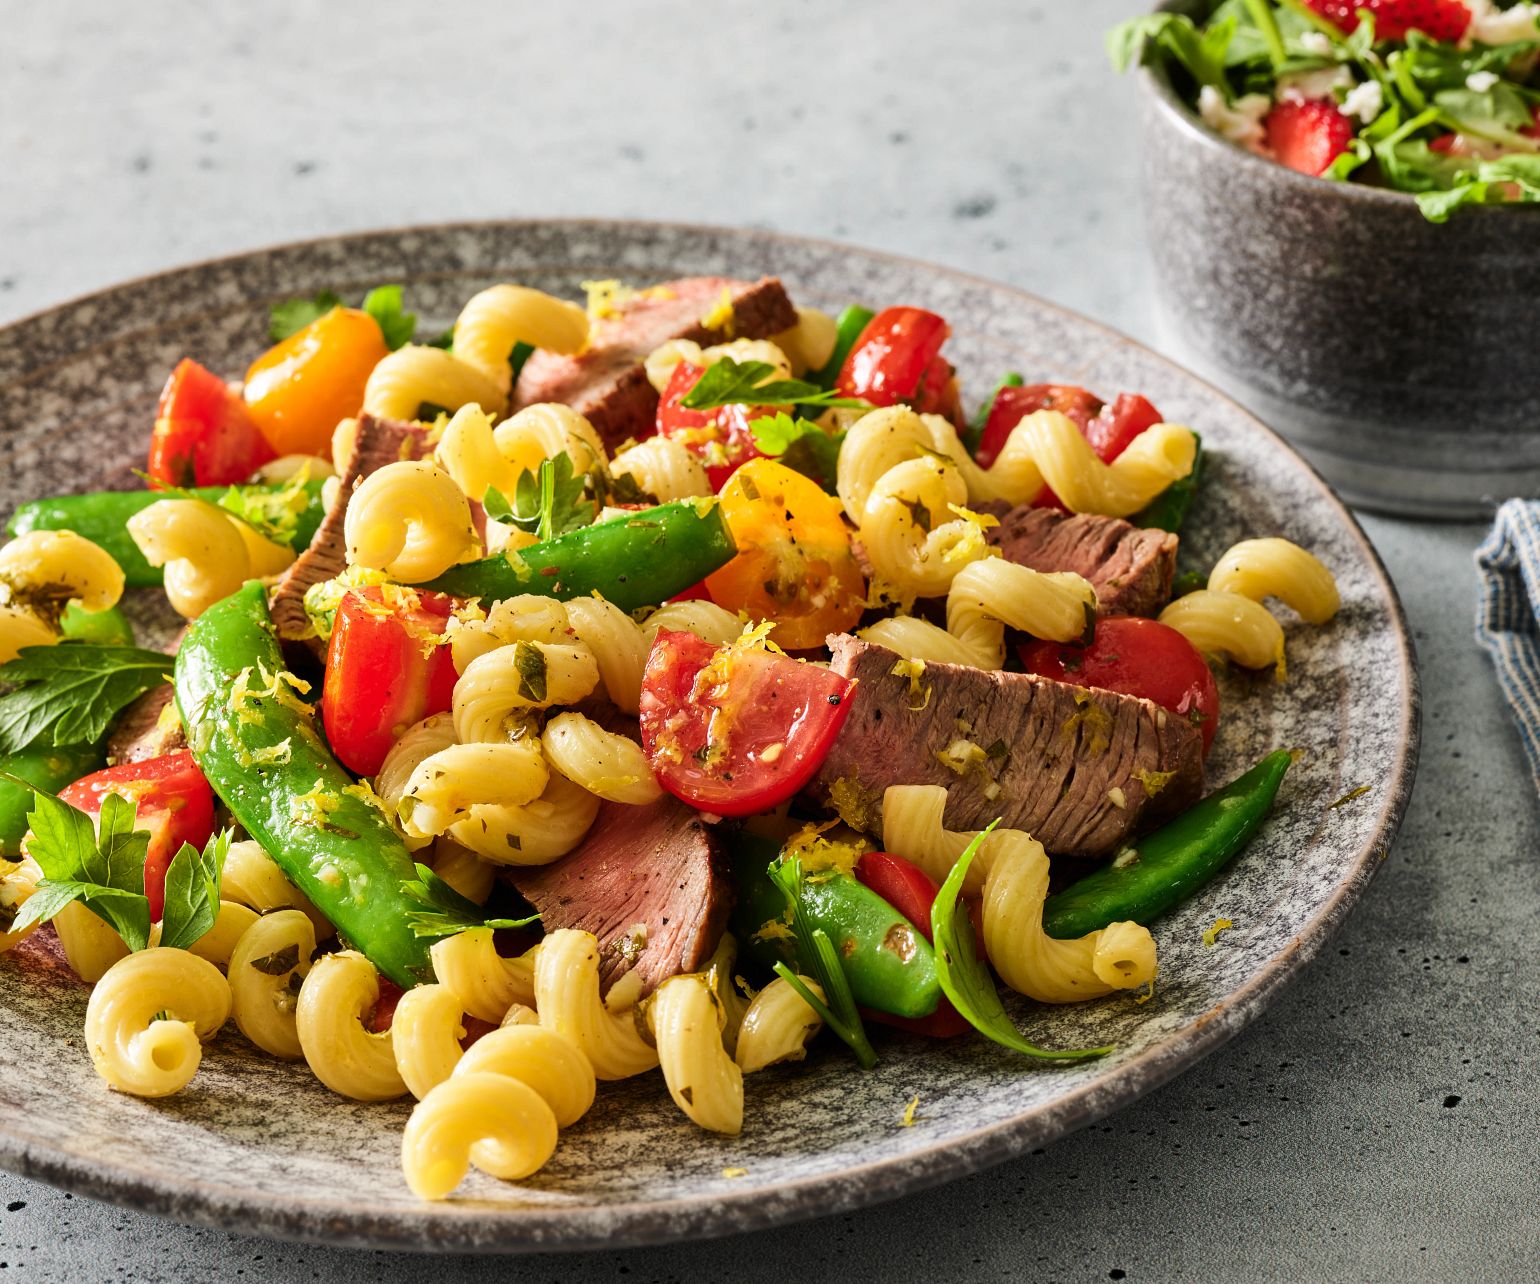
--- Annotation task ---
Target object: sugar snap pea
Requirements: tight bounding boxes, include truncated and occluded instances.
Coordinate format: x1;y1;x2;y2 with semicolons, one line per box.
1042;748;1294;939
175;581;432;987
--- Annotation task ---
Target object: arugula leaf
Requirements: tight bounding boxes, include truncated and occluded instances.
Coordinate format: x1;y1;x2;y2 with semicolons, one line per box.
7;784;151;950
679;359;870;415
484;454;598;544
748;412;844;493
400;862;540;939
1107;12;1232;89
931;823;1111;1062
362;285;417;351
269;290;343;342
159;829;231;952
767;854;878;1069
0;643;172;754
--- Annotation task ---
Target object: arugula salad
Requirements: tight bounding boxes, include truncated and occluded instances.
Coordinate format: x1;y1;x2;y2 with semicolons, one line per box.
0;272;1339;1201
1112;0;1540;220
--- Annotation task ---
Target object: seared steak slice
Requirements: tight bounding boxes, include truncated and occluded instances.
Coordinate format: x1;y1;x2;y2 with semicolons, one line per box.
513;276;797;452
508;795;731;996
106;684;186;765
984;504;1178;617
268;414;429;653
810;635;1202;859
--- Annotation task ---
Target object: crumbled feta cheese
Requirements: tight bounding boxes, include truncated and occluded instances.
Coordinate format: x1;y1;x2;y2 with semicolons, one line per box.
1341;79;1384;124
1465;70;1500;93
1278;65;1353;104
1197;86;1271;153
1465;0;1540;44
1298;31;1334;56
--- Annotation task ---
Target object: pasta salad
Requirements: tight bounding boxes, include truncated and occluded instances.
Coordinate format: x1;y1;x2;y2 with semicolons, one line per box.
0;274;1338;1201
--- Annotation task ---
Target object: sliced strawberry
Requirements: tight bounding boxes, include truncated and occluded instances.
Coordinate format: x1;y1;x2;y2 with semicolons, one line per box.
1300;0;1471;42
1264;100;1356;176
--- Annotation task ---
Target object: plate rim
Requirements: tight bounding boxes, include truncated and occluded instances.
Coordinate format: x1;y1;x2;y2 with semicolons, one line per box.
0;216;1422;1253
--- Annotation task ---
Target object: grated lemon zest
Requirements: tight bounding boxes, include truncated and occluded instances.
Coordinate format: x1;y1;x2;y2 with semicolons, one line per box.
1202;917;1235;948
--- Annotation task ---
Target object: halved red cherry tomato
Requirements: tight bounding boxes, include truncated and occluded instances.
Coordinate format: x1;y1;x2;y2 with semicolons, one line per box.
704;459;866;650
656;361;769;490
1087;393;1163;462
975;383;1103;470
639;630;854;816
147;358;277;488
836;306;954;414
244;307;389;457
368;977;405;1033
855;851;971;1038
58;751;216;921
321;586;459;776
1018;616;1219;754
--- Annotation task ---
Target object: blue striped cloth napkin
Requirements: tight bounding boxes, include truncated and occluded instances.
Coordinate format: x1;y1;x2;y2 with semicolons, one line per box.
1475;499;1540;790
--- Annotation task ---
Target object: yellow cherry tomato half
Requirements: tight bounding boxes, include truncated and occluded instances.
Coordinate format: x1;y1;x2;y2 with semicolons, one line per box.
705;458;866;650
243;307;389;456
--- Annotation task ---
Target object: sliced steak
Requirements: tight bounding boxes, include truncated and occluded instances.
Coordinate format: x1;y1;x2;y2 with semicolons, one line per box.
809;635;1202;859
982;504;1178;617
513;276;797;452
508;795;731;997
105;684;186;765
268;414;429;653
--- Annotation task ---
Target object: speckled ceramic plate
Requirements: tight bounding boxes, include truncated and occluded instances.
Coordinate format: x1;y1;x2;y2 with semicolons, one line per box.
0;220;1418;1252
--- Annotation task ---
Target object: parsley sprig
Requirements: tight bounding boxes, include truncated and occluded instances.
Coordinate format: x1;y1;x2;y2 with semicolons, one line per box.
931;823;1111;1062
767;854;878;1070
269;284;417;350
484;454;600;544
400;863;540;940
6;781;231;952
749;412;844;493
0;644;172;754
680;358;871;415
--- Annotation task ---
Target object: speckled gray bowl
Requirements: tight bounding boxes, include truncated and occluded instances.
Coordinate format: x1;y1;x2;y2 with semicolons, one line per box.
1140;0;1540;519
0;219;1418;1252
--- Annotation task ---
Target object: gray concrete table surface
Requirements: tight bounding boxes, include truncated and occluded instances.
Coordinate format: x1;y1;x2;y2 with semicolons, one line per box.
1;1;1533;1279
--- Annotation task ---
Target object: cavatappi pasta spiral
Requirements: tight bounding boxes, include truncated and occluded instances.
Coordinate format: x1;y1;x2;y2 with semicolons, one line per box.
881;785;1157;1002
400;1022;595;1200
0;530;128;658
1159;537;1339;677
363;284;589;421
84;947;232;1097
733;976;825;1074
343;459;480;583
227;908;317;1059
650;973;744;1135
128;499;294;619
859;556;1097;669
430;926;537;1024
295;950;407;1101
532;929;659;1081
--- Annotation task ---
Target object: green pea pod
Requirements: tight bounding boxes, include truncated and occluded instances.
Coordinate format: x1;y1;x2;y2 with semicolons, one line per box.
962;371;1025;456
0;742;106;856
1133;433;1204;534
175;581;432;987
730;833;941;1019
59;602;135;646
425;500;736;612
1041;748;1294;939
8;482;329;589
807;305;876;390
